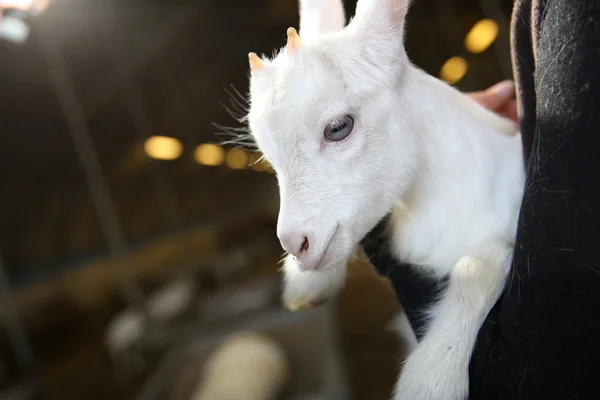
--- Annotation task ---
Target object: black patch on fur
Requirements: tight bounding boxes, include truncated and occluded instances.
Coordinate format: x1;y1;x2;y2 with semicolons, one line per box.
360;214;448;340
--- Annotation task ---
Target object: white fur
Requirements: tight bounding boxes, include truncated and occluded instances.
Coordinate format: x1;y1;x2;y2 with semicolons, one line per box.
299;0;346;42
246;0;525;399
281;253;347;310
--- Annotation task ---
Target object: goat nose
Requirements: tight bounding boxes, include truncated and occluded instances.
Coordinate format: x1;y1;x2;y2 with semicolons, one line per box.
278;232;310;258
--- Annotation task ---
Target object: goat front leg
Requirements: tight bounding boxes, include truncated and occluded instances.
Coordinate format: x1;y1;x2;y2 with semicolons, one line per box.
281;253;347;311
394;242;513;400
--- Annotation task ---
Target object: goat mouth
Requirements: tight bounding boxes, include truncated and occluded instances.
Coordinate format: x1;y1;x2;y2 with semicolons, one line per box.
311;224;340;269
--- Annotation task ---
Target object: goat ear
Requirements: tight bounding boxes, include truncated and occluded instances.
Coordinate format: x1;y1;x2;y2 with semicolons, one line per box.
349;0;409;38
337;0;410;87
299;0;346;42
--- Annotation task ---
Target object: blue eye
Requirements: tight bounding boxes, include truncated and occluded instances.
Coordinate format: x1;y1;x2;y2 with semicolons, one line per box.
324;115;354;142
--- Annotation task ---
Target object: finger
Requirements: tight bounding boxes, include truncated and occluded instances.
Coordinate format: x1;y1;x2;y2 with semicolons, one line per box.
477;80;516;111
468;91;504;113
470;92;503;112
499;100;519;124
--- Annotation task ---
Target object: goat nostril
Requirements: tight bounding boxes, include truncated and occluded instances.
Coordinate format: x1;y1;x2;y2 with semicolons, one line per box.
299;236;309;253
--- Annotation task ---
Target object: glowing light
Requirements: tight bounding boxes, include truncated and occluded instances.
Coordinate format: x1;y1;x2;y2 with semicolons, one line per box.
143;136;183;161
0;0;51;43
195;143;225;166
260;159;275;173
0;0;50;13
249;154;275;173
465;19;499;54
247;153;261;171
263;161;275;174
251;159;264;172
245;152;276;173
0;15;28;43
0;0;38;10
225;148;249;169
440;56;468;85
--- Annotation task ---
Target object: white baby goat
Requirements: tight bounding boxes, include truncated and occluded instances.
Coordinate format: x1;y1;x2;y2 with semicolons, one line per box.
245;0;525;398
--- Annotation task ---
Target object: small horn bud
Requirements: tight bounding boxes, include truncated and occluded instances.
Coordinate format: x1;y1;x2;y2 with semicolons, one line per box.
248;52;265;72
286;27;302;55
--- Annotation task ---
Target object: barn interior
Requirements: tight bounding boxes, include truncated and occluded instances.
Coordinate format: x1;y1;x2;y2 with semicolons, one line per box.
0;0;514;399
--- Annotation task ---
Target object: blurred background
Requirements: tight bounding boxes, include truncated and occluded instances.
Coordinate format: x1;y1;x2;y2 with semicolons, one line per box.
0;0;514;399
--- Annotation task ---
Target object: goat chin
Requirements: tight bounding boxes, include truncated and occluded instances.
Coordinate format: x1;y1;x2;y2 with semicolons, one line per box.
281;254;347;311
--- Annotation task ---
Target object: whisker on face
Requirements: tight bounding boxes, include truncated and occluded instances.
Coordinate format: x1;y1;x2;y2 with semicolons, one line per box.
222;84;250;125
215;139;257;152
219;101;248;123
250;153;265;166
225;84;250;113
225;97;249;121
212;123;250;134
277;253;289;265
277;252;290;272
212;121;257;151
212;85;256;151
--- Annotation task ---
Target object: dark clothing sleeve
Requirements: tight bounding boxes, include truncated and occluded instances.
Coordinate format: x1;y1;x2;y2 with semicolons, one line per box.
470;0;600;398
361;0;600;398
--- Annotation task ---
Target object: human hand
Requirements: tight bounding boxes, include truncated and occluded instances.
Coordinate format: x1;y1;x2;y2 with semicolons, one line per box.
468;80;519;124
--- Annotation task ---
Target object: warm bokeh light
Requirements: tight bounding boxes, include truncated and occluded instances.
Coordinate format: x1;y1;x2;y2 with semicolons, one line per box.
195;143;225;166
259;159;275;174
263;160;275;174
143;135;183;161
440;56;468;85
225;148;249;169
247;153;262;171
248;153;275;173
0;0;49;12
465;19;499;54
251;159;264;172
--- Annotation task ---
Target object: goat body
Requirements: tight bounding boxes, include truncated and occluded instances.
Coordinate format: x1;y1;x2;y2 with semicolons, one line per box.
245;0;526;399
